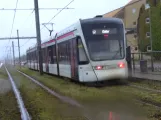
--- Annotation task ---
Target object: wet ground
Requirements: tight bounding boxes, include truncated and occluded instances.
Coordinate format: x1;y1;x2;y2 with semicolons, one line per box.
1;65;160;120
19;67;154;120
79;90;149;120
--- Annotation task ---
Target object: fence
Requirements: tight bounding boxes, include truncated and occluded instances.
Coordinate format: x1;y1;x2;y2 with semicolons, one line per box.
131;51;161;74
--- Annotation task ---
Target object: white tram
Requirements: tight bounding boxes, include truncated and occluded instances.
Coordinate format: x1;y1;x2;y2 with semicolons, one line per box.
27;16;128;82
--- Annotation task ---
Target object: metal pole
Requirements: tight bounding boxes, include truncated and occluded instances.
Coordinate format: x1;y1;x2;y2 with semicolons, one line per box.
34;0;43;75
149;8;154;72
9;48;11;64
17;30;21;68
12;41;15;66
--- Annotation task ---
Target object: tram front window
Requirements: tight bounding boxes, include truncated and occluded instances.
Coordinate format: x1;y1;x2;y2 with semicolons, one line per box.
82;22;125;61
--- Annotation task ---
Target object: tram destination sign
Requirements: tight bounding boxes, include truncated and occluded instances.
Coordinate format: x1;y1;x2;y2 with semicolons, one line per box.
92;28;117;35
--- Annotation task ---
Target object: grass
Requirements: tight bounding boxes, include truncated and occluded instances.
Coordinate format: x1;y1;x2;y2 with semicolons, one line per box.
114;86;161;105
18;67;161;119
130;79;161;91
136;102;161;120
0;66;21;120
9;66;88;120
18;67;130;102
0;66;9;79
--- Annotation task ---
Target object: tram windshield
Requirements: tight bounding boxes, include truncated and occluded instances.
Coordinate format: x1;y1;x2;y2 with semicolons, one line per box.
82;22;125;61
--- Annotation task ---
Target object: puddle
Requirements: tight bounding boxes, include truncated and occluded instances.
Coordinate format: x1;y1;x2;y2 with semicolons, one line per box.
79;91;148;120
80;102;148;120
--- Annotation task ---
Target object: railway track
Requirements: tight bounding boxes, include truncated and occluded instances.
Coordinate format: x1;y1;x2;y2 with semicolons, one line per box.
17;70;97;120
4;65;160;120
136;99;161;109
17;70;83;108
5;67;31;120
3;66;90;120
18;69;161;120
128;84;161;94
18;69;161;107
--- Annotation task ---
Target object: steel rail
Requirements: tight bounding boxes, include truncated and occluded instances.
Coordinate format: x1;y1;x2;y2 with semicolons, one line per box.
5;67;31;120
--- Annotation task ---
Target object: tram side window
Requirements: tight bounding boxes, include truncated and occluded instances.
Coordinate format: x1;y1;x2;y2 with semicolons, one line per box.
78;38;89;65
30;52;32;62
58;41;70;65
32;51;34;62
28;52;30;62
34;51;36;62
58;43;62;63
47;45;54;64
32;52;34;62
42;48;46;63
35;51;37;62
59;42;66;64
27;53;28;62
53;45;56;64
66;42;70;64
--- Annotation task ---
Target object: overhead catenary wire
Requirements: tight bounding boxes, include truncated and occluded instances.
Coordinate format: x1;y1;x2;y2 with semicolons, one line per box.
4;0;75;59
19;10;35;30
9;0;19;42
41;0;74;31
21;0;75;48
20;39;33;47
0;8;74;11
20;11;36;47
5;0;19;53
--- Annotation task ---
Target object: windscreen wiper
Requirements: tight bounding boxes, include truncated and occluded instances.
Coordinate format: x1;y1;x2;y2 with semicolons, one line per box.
112;46;122;59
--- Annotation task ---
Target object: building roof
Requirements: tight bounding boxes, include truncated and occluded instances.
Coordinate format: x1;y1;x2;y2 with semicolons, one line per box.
103;7;123;17
103;0;143;17
127;0;140;5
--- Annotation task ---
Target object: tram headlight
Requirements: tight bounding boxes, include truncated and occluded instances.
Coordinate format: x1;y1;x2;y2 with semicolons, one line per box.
118;62;125;68
95;66;103;70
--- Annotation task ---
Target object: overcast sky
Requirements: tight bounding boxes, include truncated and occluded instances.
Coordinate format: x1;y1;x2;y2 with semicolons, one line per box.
0;0;130;60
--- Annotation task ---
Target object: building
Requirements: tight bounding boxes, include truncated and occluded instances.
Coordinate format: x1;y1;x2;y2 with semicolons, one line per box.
138;0;161;53
103;0;147;52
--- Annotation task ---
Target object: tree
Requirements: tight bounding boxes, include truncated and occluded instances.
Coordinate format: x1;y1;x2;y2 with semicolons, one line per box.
137;5;150;52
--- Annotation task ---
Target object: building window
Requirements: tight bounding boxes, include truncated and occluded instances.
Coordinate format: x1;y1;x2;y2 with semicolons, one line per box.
147;46;151;51
133;21;136;25
154;0;157;6
135;46;138;51
132;8;136;14
146;32;150;37
146;18;150;23
145;3;150;10
134;34;137;38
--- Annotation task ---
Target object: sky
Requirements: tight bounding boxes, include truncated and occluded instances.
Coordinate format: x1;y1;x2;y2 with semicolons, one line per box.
0;0;130;60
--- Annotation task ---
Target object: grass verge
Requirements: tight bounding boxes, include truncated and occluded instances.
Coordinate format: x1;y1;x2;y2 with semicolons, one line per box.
18;67;161;119
130;78;161;91
9;66;87;120
0;66;21;119
18;67;131;102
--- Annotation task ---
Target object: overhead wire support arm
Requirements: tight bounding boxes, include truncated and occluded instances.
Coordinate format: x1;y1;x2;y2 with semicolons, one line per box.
41;0;74;31
42;23;54;36
0;8;74;11
0;37;36;40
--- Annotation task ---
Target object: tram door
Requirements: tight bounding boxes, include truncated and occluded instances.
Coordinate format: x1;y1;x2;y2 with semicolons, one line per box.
70;38;79;80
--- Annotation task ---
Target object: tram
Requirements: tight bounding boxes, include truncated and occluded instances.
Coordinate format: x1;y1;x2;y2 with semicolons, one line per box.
27;16;128;82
